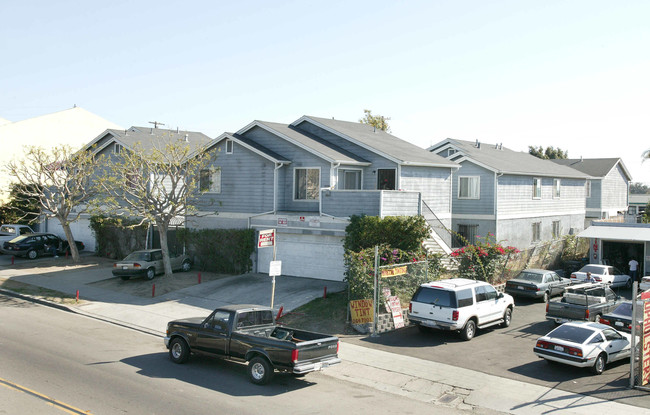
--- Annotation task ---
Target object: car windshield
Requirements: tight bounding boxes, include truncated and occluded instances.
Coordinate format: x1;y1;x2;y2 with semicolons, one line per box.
579;265;603;274
516;272;543;283
548;325;595;344
123;251;151;261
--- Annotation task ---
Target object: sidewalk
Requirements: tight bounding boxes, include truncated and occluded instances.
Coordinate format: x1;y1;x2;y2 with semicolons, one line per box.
0;258;647;414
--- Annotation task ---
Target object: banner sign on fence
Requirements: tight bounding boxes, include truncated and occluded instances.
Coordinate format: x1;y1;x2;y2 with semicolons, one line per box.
642;291;650;386
349;299;374;324
386;296;404;329
381;266;407;278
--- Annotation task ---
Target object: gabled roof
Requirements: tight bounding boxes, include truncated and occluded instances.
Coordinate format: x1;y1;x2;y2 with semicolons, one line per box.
550;158;632;181
429;138;590;179
84;126;212;159
207;132;292;164
237;120;371;166
293;116;459;168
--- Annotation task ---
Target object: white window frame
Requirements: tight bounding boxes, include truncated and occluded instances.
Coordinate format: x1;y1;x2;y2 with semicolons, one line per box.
533;177;542;199
114;143;123;154
553;178;561;199
552;220;561;238
200;168;221;193
293;167;320;201
339;168;362;190
458;176;480;199
226;139;233;154
586;180;591;198
532;221;541;242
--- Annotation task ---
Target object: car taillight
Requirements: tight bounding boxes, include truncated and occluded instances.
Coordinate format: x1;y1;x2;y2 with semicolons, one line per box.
409;302;412;313
452;310;459;321
536;340;550;348
594;276;602;282
546;302;549;312
585;309;590;319
566;346;583;357
570;273;576;279
291;349;299;363
599;318;611;326
133;263;141;268
113;263;117;268
336;341;340;354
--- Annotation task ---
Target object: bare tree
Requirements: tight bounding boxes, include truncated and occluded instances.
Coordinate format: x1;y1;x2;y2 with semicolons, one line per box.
4;145;99;262
97;139;214;277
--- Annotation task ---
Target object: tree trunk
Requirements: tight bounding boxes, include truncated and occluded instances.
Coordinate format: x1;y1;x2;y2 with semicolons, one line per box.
157;221;174;278
60;220;80;263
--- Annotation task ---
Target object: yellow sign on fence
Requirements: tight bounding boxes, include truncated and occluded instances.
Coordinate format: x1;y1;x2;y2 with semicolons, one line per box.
381;266;407;278
349;299;374;324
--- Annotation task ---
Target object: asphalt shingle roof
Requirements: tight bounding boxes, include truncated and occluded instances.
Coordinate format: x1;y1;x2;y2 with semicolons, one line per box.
106;126;213;158
550;158;627;179
433;139;590;179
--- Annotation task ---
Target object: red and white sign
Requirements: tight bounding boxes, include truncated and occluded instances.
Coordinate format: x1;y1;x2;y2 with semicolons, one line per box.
277;218;288;226
386;296;404;329
258;229;275;248
642;291;650;386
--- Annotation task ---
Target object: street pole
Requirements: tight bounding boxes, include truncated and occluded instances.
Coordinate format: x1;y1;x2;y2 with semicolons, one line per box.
372;245;379;337
271;230;277;309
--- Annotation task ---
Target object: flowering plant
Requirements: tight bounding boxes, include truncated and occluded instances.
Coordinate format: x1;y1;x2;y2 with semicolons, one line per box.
450;233;519;282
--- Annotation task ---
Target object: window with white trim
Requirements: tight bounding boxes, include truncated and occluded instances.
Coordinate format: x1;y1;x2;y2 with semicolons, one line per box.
339;169;361;190
552;220;561;238
553;178;561;198
114;143;123;154
226;139;233;154
585;180;591;198
533;177;542;199
200;169;221;193
294;168;320;200
458;176;480;199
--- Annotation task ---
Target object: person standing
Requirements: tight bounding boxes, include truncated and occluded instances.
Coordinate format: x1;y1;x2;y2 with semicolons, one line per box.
628;258;639;283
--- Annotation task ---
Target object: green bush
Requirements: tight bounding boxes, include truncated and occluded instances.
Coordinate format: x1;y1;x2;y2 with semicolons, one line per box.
90;215;148;259
344;214;431;252
177;228;255;274
450;233;519;283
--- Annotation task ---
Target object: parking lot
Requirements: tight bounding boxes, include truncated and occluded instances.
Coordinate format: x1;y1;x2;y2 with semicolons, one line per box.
346;287;650;408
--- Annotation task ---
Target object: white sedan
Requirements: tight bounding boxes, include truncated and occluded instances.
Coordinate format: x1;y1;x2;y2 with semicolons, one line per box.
533;321;632;375
570;264;631;288
640;276;650;292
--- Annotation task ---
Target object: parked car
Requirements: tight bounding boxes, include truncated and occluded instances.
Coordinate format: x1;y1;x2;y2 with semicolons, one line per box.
533;321;633;375
639;276;650;292
1;233;84;259
505;269;572;302
569;264;631;288
165;304;341;385
545;283;621;324
599;300;643;333
0;224;35;247
112;249;191;280
408;278;514;341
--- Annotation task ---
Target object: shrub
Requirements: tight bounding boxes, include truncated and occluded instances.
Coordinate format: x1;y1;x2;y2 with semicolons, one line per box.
90;215;148;259
344;215;430;252
451;233;519;283
177;228;255;274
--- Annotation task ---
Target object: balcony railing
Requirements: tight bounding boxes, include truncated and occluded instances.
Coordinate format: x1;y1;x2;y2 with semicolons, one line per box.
319;189;421;218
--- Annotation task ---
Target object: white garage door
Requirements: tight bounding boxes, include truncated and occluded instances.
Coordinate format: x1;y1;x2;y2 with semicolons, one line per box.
45;217;96;252
257;233;345;281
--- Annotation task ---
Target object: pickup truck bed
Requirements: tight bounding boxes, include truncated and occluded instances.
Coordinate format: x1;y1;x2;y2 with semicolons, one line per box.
545;283;621;324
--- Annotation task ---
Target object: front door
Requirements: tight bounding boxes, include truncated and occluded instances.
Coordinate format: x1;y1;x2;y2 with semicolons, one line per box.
196;311;231;355
377;169;396;190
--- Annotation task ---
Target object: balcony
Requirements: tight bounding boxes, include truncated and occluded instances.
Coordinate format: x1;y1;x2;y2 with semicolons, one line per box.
320;189;421;218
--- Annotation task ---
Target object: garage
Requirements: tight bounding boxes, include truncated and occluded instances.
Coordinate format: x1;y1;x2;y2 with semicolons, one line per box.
256;231;346;281
578;222;650;280
43;215;96;253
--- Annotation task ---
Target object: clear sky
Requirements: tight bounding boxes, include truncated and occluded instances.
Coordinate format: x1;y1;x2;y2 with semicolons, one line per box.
2;1;649;183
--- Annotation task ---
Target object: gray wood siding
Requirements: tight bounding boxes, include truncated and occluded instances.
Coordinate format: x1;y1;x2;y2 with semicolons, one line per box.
381;191;420;217
321;190;381;217
586;180;601;211
400;166;452;214
601;164;629;211
294;121;398;190
242;126;334;212
497;175;585;216
194;141;275;213
497;213;585;249
451;162;495;215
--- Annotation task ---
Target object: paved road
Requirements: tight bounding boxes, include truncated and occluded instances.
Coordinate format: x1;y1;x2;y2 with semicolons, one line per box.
345;291;650;408
0;295;479;415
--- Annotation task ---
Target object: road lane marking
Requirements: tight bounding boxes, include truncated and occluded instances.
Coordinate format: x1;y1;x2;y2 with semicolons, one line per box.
0;377;92;414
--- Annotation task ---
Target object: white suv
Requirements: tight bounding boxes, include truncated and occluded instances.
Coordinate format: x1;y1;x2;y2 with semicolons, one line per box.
408;278;515;341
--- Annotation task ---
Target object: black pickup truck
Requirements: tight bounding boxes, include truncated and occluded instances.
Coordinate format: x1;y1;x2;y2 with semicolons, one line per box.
164;304;341;385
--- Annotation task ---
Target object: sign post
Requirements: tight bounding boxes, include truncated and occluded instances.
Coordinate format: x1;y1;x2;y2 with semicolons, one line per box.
258;229;278;308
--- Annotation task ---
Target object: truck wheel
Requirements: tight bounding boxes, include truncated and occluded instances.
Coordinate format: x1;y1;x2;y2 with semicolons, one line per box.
501;307;512;328
146;268;155;280
181;260;191;272
248;356;274;385
169;338;190;364
460;319;476;341
590;353;606;375
27;250;38;260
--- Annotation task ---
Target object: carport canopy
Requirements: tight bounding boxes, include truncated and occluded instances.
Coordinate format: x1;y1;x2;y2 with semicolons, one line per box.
578;224;650;242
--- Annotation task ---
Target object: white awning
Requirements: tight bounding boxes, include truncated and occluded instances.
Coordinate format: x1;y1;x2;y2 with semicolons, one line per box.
578;225;650;242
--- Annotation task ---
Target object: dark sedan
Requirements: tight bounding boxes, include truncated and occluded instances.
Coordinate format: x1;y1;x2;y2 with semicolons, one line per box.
1;233;84;259
599;301;643;333
505;269;572;302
